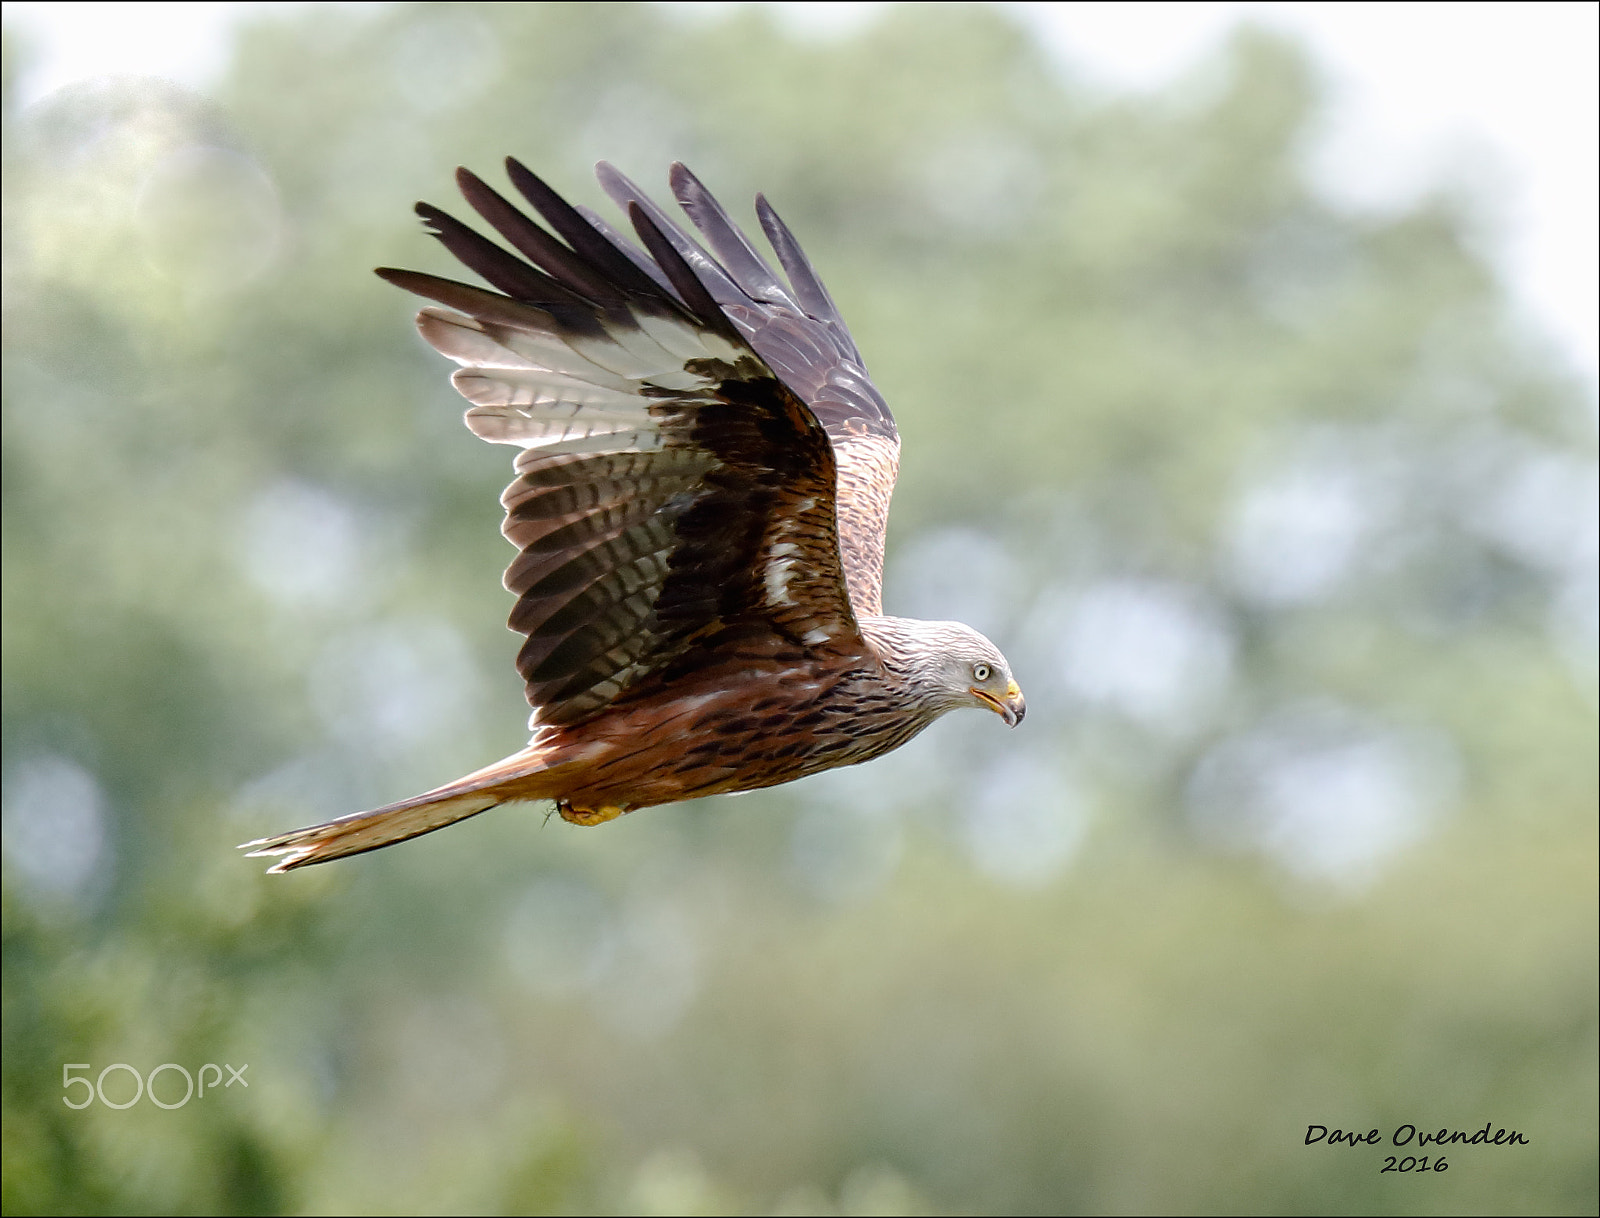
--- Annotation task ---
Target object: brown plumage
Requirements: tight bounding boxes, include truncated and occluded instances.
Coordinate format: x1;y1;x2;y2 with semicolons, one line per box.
244;160;1024;872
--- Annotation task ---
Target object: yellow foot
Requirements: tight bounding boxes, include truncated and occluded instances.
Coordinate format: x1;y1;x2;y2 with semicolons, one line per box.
557;801;626;826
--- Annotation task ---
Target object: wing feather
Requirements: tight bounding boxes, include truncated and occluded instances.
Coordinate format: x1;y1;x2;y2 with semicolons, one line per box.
596;163;746;307
455;167;627;308
503;158;672;301
412;203;597;331
755;193;864;364
594;162;901;614
571;203;677;297
379;171;863;726
670;163;799;311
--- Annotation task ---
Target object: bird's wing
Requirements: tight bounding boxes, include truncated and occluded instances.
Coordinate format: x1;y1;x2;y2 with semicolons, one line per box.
379;163;861;728
597;163;900;616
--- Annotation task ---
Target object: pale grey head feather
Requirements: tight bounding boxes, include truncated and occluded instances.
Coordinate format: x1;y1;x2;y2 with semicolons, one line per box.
860;616;1016;715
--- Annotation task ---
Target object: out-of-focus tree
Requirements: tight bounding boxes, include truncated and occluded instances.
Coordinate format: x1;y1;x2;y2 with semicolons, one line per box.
3;5;1594;1215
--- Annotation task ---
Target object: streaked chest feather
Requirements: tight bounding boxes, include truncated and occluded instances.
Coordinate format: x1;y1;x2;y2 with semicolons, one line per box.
546;660;937;806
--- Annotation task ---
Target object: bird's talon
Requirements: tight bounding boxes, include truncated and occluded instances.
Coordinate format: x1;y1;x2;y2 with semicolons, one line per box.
557;802;625;826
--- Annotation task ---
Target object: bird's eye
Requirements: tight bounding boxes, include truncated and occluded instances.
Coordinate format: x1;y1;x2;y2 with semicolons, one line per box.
973;662;992;682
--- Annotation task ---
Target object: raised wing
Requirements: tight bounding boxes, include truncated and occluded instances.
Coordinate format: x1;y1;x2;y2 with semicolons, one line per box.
378;163;860;727
596;163;901;616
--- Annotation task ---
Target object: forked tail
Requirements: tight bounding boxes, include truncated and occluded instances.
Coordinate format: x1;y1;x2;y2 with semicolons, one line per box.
240;748;566;872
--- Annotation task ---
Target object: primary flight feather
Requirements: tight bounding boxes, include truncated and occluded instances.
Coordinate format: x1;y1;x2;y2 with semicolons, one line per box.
244;160;1024;872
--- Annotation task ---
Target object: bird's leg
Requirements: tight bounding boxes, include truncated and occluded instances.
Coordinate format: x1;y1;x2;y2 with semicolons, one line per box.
556;800;626;826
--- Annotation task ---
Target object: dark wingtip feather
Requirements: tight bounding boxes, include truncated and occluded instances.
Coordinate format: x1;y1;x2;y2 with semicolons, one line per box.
374;266;564;335
596;161;744;306
410;198;598;324
502;157;681;306
670;163;796;310
626;202;742;343
573;202;679;298
453;165;627;307
753;192;862;363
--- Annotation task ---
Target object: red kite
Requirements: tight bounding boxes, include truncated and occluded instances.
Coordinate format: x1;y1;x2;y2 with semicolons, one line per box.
245;161;1023;871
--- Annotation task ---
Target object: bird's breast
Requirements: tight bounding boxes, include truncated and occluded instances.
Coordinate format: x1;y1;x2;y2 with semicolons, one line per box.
536;654;936;810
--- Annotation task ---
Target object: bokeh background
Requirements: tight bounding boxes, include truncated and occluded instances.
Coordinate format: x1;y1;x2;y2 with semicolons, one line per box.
3;3;1595;1214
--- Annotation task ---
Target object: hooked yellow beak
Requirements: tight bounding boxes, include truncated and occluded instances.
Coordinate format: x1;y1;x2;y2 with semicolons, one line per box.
972;679;1026;728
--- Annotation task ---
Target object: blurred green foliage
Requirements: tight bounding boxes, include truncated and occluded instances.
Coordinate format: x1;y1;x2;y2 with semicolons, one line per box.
2;4;1595;1215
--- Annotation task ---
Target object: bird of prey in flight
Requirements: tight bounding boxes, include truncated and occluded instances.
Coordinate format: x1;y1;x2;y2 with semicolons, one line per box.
245;160;1024;872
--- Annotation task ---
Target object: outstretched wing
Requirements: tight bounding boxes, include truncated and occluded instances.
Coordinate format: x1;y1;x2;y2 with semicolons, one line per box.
379;163;859;727
596;163;900;616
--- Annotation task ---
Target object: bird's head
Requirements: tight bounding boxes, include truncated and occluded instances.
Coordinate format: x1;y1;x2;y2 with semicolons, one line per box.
947;624;1026;727
877;618;1025;727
